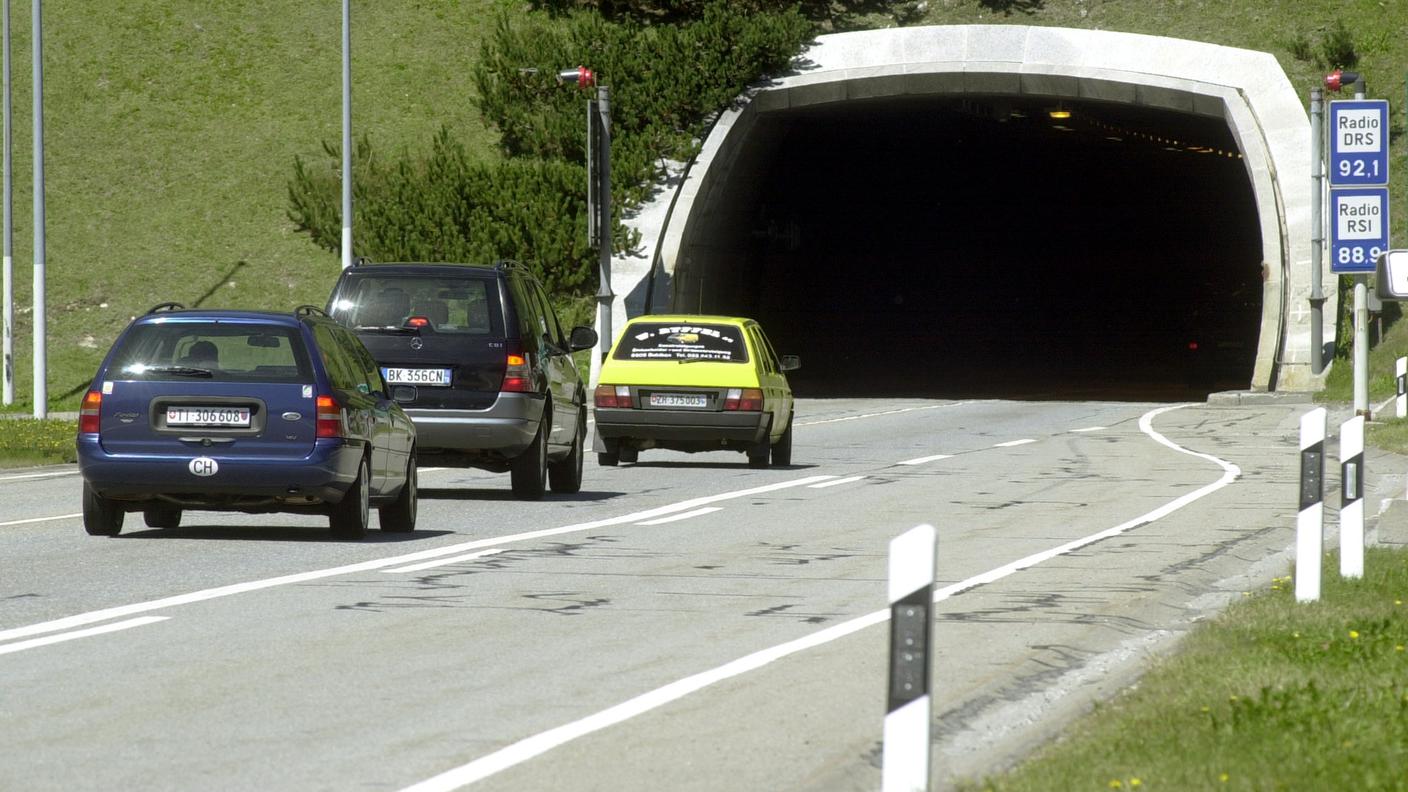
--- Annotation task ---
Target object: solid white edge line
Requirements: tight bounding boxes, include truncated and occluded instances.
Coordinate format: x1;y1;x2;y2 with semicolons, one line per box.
636;507;722;526
1070;426;1106;433
808;475;866;489
0;474;838;645
383;549;507;575
0;512;81;528
0;469;79;483
897;454;953;466
397;404;1239;792
0;616;169;656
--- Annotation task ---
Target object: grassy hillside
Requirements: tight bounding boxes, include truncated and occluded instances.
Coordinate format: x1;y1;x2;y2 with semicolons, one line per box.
1;0;1405;411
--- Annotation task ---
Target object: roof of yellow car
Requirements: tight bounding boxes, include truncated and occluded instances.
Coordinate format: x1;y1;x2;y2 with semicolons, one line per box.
621;314;755;326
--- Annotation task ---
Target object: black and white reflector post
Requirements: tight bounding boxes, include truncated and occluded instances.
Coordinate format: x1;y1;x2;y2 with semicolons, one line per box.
1397;357;1407;418
1296;407;1327;603
884;523;936;792
1340;415;1365;579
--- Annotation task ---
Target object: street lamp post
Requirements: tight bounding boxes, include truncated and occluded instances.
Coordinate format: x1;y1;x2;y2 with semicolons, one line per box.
558;67;613;385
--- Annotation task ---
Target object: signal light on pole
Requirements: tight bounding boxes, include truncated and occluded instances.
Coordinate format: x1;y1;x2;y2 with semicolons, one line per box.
1323;69;1361;92
557;66;595;88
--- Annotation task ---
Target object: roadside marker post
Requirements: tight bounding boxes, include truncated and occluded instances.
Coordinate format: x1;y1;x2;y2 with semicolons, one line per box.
1397;357;1406;418
1339;415;1365;579
883;524;936;792
1297;408;1327;603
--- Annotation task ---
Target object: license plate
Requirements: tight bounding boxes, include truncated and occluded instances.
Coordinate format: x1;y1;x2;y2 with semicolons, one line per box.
649;393;707;408
166;406;251;427
382;367;452;386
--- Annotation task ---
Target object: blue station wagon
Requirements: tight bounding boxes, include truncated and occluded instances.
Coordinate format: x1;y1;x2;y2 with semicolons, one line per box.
76;304;417;539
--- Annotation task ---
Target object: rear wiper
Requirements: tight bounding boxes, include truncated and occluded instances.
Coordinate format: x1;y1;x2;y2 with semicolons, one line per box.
140;365;213;378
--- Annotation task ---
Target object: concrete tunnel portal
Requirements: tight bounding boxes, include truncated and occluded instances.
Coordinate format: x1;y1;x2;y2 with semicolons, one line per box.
626;26;1319;402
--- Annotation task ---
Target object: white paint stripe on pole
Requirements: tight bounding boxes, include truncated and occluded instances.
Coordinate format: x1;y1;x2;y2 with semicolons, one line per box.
1339;414;1365;579
1397;357;1406;418
1296;407;1327;602
884;523;936;792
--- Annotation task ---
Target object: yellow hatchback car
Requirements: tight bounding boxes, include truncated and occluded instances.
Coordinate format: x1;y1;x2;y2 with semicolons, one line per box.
592;315;799;467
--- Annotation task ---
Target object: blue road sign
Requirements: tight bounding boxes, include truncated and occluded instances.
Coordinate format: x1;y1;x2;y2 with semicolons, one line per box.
1330;187;1390;273
1328;100;1389;186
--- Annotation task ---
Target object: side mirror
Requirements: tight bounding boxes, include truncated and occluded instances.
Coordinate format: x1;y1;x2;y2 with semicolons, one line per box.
391;385;417;404
568;325;599;352
1375;250;1408;300
780;355;801;372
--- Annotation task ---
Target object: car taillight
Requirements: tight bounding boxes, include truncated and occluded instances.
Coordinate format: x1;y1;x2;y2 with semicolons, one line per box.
723;388;764;411
501;352;532;393
79;390;102;434
594;384;631;408
316;394;345;438
404;316;430;329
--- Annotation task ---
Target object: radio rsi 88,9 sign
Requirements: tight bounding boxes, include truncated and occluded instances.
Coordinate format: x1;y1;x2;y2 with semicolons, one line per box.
1331;188;1390;273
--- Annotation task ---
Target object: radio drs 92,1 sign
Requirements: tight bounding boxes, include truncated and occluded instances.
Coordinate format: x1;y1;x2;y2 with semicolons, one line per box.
1331;188;1390;273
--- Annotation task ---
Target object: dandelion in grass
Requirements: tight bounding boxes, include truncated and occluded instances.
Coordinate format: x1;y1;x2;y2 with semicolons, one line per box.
1130;779;1142;788
1220;772;1230;783
1350;630;1360;639
1108;781;1123;789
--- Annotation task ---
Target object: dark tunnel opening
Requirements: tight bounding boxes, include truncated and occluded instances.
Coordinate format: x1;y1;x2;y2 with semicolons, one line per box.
696;94;1265;401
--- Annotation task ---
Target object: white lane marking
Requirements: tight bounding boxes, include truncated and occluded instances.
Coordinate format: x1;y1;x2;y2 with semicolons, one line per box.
808;476;866;489
796;404;951;427
382;549;506;575
637;507;722;526
0;469;79;483
0;474;837;645
0;617;169;656
1070;426;1106;433
397;404;1236;792
897;454;953;466
0;513;81;528
993;438;1036;448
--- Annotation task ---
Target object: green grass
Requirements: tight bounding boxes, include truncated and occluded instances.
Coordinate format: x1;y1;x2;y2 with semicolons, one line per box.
0;0;1404;412
960;548;1408;792
0;417;77;466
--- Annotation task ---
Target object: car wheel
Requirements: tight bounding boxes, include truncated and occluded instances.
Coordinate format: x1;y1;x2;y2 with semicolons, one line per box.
770;411;794;467
330;458;370;540
379;451;417;533
82;483;124;537
143;508;182;530
511;419;548;500
548;409;585;494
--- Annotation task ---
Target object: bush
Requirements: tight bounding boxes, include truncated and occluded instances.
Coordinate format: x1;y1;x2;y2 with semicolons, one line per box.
1318;17;1358;70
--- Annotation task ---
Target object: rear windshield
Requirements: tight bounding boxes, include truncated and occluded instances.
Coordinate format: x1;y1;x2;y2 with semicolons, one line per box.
612;322;749;363
330;273;499;335
107;322;313;383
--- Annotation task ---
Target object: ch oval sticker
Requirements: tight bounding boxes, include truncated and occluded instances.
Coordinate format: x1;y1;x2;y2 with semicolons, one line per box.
188;457;219;477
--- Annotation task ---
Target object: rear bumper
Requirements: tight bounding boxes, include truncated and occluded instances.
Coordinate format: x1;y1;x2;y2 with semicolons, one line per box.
405;392;544;456
77;435;362;506
592;408;767;451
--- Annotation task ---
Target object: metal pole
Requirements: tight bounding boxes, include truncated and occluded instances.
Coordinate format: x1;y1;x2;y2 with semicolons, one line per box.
1;0;12;406
1309;88;1324;375
340;0;352;269
30;0;44;418
1352;80;1368;417
595;84;613;364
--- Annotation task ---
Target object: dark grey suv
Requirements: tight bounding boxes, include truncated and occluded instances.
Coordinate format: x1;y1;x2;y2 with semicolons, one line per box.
326;261;597;499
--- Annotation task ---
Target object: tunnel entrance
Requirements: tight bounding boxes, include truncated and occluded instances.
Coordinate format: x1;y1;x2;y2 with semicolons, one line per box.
692;95;1264;401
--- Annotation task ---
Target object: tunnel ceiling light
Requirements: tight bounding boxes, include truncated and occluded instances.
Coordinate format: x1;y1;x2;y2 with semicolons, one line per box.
1047;107;1072;119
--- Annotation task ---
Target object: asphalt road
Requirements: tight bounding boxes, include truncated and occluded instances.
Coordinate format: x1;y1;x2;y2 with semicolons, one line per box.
2;396;1394;791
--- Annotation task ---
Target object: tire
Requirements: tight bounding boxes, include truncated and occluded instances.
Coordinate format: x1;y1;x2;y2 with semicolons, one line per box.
548;409;585;494
330;458;370;540
511;419;548;500
82;483;124;537
770;412;794;467
379;452;417;533
143;508;182;529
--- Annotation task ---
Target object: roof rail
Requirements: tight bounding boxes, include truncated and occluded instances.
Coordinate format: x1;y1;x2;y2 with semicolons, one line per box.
352;256;371;267
145;302;186;314
294;304;329;319
494;258;523;272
